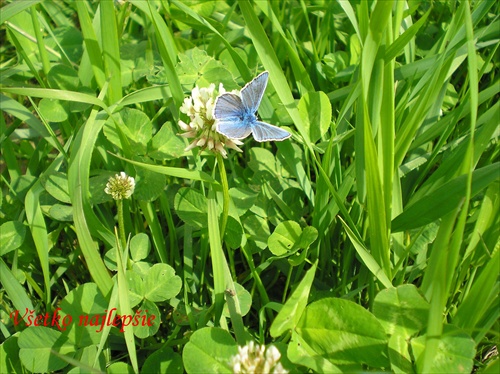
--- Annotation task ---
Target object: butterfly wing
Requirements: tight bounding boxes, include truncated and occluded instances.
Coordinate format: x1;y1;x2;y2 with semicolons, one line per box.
216;119;252;140
251;121;291;142
241;71;269;113
213;93;244;119
215;72;287;142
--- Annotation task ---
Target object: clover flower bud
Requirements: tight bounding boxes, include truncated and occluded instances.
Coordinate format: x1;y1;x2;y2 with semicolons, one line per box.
230;341;288;374
178;83;244;158
104;172;135;200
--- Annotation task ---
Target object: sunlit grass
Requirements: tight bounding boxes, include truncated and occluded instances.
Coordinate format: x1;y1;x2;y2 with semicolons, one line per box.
0;0;498;373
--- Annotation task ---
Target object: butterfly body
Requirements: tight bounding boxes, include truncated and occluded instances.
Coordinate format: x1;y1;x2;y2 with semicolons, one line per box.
214;72;291;142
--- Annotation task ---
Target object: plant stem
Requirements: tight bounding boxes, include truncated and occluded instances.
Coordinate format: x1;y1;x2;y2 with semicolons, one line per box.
117;199;127;255
216;153;230;239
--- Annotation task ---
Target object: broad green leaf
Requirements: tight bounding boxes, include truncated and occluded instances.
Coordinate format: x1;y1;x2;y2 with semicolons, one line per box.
10;175;37;202
143;263;182;302
38;98;68;122
47;204;73;222
268;220;301;256
182;327;237;374
142;346;183;374
149;122;186;160
270;262;317;337
18;327;76;373
298;91;332;143
388;333;414;374
296;226;319;250
373;284;429;337
66;345;106;374
276;142;314;203
104;248;118;271
0;335;23;374
45;26;83;63
288;330;342;373
174;187;208;228
223;215;244;250
121;41;150;85
222;283;252;318
175;48;237;90
173;304;208;326
103;108;152;155
40;172;71;204
88;172;115;205
243;215;270;250
0;221;26;256
413;325;476;373
296;298;389;368
59;283;108;347
107;362;135;374
288;226;319;266
133;299;161;339
480;358;500;374
229;187;258;216
47;64;79;91
281;188;306;221
133;164;166;202
130;233;150;262
248;148;278;175
132;261;151;278
126;270;144;308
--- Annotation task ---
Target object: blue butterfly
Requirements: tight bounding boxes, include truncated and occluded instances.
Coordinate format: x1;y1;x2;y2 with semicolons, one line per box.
214;71;291;142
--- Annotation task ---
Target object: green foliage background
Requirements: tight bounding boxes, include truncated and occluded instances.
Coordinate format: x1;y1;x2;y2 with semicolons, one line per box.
0;0;498;373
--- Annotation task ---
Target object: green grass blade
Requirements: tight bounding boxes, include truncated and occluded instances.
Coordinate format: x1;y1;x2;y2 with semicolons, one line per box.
0;0;41;25
418;205;463;372
75;1;106;89
339;217;393;289
207;189;246;344
30;5;50;76
112;153;218;184
0;258;35;323
254;1;314;92
138;200;168;264
0;87;109;111
385;7;431;61
338;0;362;43
24;181;51;306
0;95;59;151
358;0;393;274
128;0;183;109
100;0;122;104
453;249;500;332
68;108;114;296
392;163;499;232
114;233;139;373
270;262;318;337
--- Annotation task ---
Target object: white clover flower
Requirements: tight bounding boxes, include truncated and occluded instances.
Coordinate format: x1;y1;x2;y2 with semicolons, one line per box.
179;83;243;158
230;341;288;374
104;172;135;200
